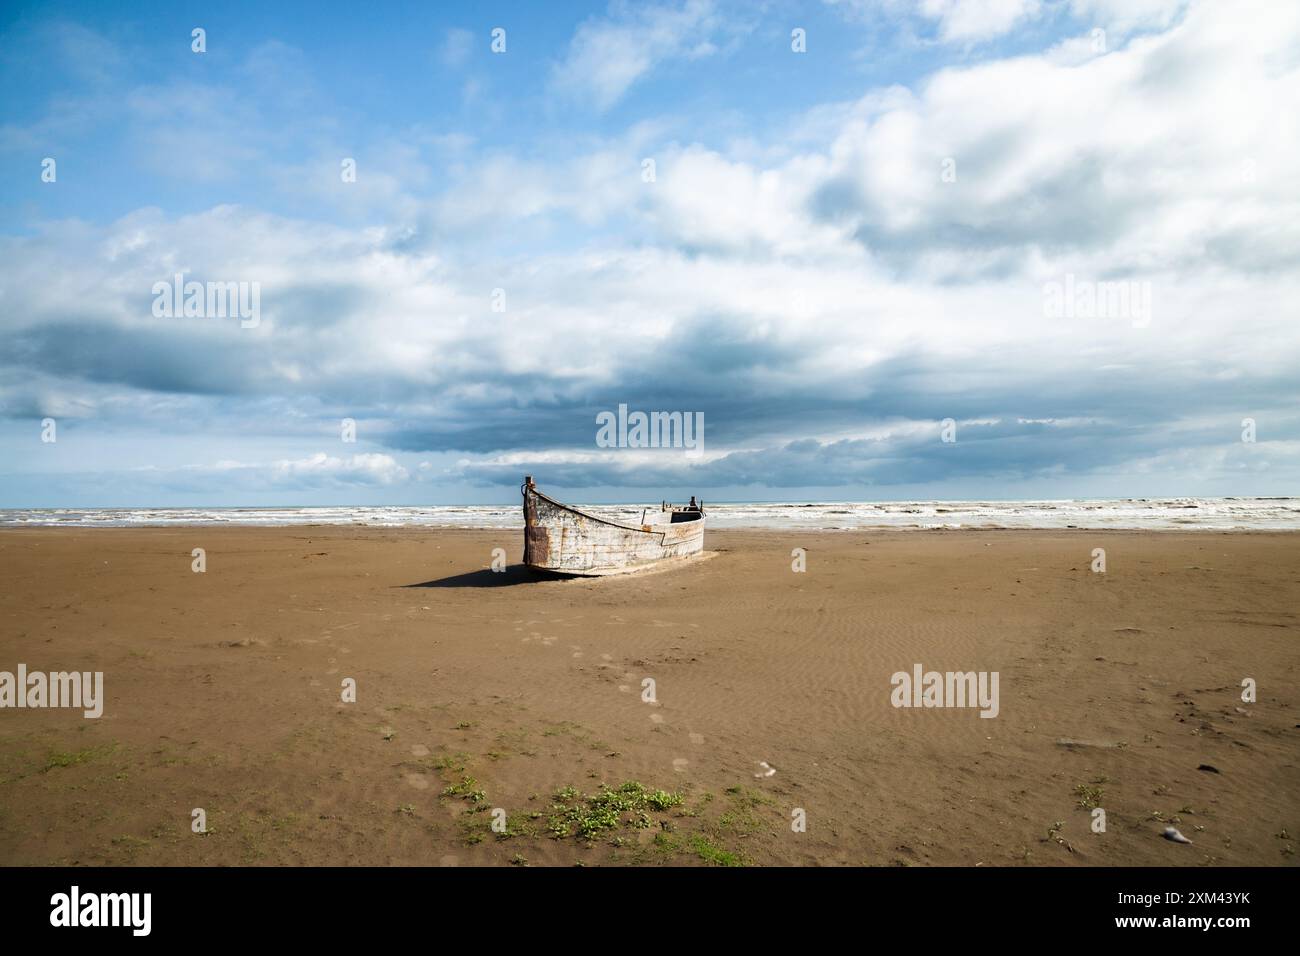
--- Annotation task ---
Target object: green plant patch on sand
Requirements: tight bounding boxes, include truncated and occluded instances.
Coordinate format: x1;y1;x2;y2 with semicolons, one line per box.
689;834;744;866
548;781;684;839
441;775;487;805
43;743;119;772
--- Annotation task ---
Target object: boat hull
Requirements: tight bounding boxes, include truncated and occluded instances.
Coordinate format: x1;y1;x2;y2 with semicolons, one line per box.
523;483;705;576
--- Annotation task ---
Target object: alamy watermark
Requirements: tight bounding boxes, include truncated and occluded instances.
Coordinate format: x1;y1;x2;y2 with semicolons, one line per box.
1;665;103;718
152;273;261;328
1043;274;1151;328
50;886;150;936
596;403;704;457
890;664;999;718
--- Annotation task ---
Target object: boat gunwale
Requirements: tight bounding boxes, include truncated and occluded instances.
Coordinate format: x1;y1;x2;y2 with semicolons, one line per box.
527;487;704;536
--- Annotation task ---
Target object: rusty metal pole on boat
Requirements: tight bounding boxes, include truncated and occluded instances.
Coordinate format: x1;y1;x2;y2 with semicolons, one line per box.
521;475;540;565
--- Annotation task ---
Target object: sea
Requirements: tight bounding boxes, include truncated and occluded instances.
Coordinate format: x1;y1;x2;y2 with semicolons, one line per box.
2;498;1297;530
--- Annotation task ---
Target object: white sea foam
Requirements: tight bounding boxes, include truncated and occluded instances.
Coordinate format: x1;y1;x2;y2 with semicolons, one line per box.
2;498;1297;530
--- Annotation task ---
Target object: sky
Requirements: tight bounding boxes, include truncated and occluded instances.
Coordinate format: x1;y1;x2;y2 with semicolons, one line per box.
0;0;1297;507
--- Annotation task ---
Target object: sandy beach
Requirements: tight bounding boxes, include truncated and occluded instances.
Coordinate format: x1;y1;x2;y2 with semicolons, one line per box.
0;527;1296;867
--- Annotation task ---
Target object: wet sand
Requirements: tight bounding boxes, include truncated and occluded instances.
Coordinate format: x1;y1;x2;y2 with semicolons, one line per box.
0;527;1296;866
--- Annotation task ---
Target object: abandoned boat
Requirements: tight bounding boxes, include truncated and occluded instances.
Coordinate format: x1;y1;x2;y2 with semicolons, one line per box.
521;475;705;576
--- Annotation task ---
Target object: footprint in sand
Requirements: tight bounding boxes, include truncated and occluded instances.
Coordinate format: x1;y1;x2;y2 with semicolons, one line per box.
672;758;689;773
689;732;705;745
411;745;429;757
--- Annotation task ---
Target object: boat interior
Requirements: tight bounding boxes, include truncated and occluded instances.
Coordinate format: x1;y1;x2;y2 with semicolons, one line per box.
638;503;705;526
668;509;703;523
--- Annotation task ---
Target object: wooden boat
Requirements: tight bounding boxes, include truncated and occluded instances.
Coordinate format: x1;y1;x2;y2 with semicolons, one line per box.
522;475;705;576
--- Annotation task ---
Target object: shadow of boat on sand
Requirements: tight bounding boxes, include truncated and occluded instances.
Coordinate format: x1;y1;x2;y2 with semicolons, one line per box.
401;565;578;588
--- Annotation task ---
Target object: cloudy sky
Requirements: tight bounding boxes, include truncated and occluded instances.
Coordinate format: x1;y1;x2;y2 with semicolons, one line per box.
1;0;1297;507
